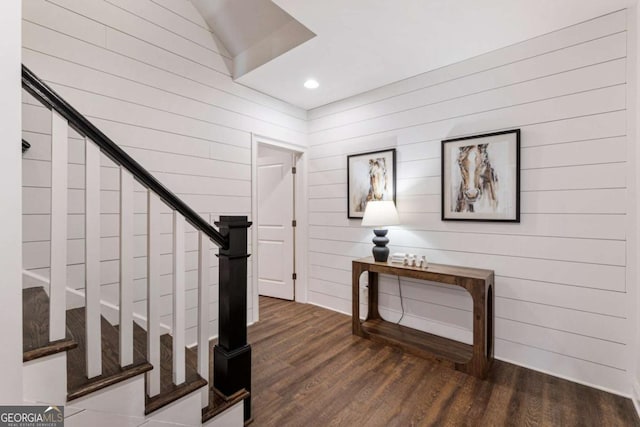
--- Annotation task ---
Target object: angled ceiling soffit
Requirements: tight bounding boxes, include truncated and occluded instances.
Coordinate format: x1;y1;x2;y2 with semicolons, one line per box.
190;0;315;79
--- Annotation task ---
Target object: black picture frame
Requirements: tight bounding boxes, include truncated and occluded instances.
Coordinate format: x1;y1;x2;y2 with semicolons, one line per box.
441;129;520;222
347;148;396;219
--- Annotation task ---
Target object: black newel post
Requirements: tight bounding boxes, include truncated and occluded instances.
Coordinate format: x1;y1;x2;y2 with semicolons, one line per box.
214;216;252;422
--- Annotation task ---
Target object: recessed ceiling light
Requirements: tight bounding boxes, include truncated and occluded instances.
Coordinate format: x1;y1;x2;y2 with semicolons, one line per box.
304;79;319;89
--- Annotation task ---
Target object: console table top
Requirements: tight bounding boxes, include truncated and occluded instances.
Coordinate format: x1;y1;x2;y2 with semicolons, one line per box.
353;257;493;281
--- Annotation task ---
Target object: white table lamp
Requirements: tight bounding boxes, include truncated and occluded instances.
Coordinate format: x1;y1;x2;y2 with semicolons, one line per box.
361;201;400;262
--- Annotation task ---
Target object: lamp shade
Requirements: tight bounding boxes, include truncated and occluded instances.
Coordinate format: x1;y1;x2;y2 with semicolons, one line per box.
361;201;400;227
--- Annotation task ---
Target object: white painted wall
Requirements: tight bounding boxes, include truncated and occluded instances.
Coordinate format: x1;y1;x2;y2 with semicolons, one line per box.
634;3;640;413
307;10;634;395
0;0;23;403
18;0;640;404
21;0;307;345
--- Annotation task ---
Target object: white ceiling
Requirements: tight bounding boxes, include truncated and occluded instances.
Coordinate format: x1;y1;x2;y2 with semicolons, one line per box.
215;0;636;110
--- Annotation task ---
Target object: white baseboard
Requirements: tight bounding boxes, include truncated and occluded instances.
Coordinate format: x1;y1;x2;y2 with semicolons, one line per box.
22;269;173;335
307;294;638;400
22;270;50;291
307;300;351;317
632;380;640;419
23;270;256;352
66;287;172;335
494;354;632;399
377;306;473;345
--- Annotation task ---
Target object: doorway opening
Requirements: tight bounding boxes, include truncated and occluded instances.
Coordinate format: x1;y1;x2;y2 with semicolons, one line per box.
251;136;306;323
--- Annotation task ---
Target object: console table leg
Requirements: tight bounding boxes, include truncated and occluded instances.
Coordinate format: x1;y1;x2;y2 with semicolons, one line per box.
352;262;366;337
367;271;381;320
456;278;492;379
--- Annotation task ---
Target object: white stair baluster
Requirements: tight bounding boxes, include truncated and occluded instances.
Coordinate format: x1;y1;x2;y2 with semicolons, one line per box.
147;191;161;397
197;231;210;408
85;139;102;378
173;212;186;385
49;110;68;342
119;168;134;367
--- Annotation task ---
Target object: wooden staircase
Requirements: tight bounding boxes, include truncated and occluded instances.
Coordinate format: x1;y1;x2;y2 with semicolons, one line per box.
129;323;249;421
65;307;152;402
23;286;248;424
21;63;253;425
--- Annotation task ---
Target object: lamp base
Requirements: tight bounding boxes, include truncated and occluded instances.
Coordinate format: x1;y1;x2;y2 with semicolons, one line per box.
371;229;390;262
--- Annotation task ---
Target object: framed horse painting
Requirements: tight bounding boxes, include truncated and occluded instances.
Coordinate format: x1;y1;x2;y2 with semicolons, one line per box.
347;148;396;219
441;129;520;222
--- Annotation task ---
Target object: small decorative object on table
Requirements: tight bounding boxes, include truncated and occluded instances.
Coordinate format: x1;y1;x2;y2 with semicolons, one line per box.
391;253;406;264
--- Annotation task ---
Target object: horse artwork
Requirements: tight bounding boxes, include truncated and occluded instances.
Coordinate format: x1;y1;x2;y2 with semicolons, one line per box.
454;144;499;213
441;130;520;222
361;158;388;210
348;149;396;219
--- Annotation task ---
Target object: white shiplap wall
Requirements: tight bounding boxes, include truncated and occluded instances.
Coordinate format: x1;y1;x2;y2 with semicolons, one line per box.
307;10;633;395
21;0;307;345
1;0;24;403
633;4;640;411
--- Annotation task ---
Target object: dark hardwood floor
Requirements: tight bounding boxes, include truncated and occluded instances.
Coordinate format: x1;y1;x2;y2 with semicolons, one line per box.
250;296;639;426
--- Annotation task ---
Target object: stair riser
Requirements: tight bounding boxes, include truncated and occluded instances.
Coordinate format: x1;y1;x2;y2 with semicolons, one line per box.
203;401;243;427
147;390;202;426
70;376;145;417
23;352;66;405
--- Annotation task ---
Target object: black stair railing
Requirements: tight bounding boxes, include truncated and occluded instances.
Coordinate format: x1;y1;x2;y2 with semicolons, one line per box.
22;65;228;248
22;64;253;421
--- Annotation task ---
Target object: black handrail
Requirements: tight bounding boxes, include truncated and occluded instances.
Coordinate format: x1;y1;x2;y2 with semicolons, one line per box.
21;64;228;249
22;139;31;153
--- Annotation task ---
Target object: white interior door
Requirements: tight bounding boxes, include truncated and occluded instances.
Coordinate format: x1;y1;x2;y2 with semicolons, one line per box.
257;146;295;300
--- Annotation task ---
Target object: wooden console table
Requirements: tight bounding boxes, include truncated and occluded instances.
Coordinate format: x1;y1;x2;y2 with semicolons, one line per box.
352;257;494;379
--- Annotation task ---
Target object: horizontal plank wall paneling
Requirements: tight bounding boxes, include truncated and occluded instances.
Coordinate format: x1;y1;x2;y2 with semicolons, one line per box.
307;10;632;395
21;0;307;339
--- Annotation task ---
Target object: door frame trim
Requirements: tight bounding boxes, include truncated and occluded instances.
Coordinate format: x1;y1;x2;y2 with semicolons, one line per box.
251;134;308;323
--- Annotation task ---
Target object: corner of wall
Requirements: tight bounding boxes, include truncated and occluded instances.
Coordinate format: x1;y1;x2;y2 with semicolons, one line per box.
633;380;640;419
629;3;640;405
0;0;24;403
